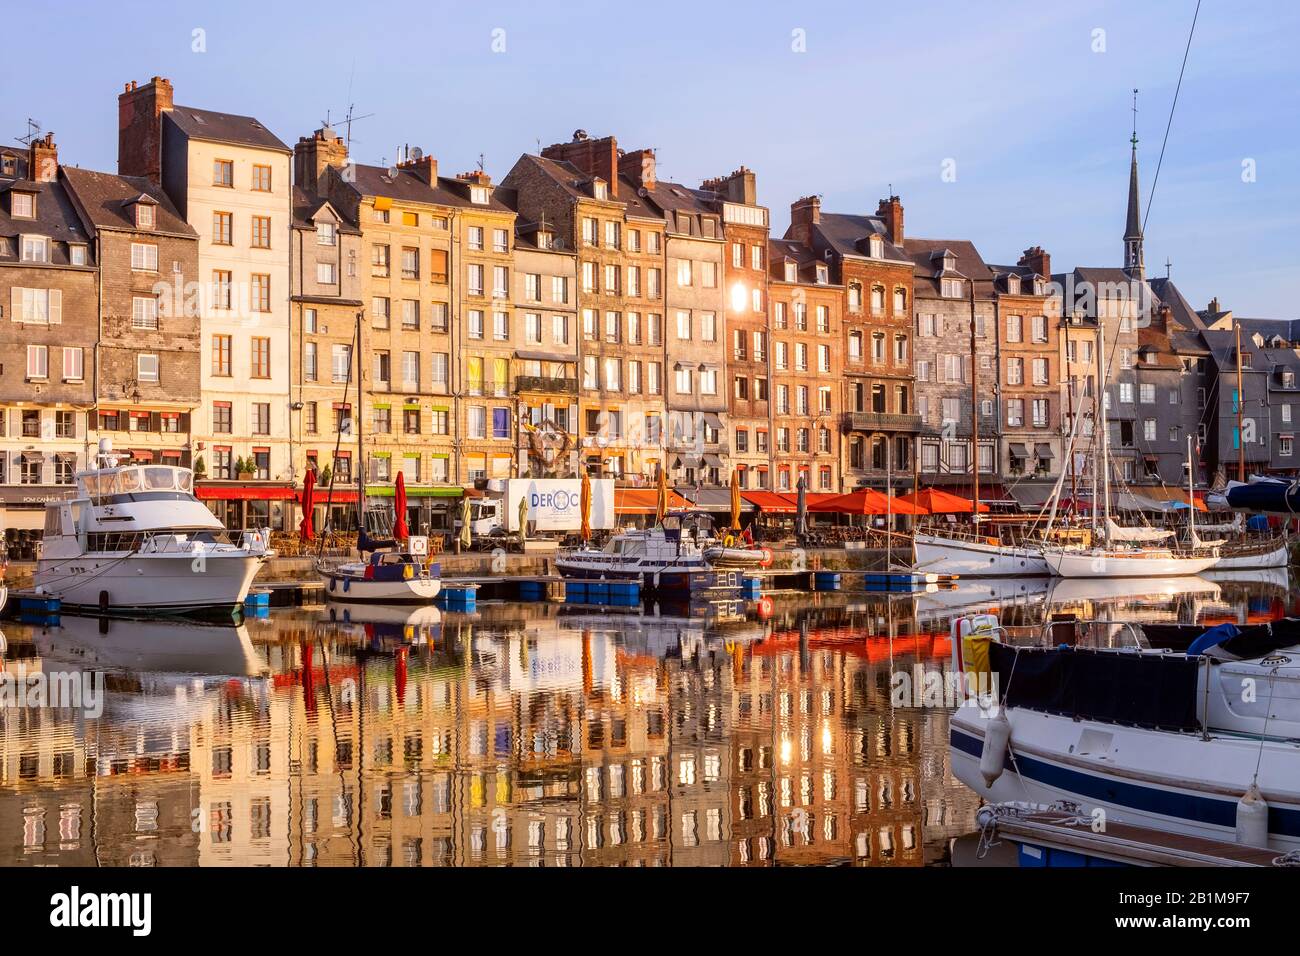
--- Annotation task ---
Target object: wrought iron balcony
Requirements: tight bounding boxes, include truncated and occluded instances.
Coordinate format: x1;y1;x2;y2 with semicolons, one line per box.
843;411;923;432
515;375;578;395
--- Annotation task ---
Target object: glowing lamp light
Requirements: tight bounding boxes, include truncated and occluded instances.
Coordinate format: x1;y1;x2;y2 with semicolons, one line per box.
730;281;748;312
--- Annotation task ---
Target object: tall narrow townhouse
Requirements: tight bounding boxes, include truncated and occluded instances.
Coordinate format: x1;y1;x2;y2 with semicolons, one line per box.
118;77;293;529
988;247;1059;497
0;134;97;533
503;136;668;484
447;169;518;485
288;127;365;527
320;150;462;515
510;215;580;478
698;167;770;490
787;195;917;492
1053;267;1143;487
768;238;844;494
904;236;997;489
61;166;201;482
632;156;729;489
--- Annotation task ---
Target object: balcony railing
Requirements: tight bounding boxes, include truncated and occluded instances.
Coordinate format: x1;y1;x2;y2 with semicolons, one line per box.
844;411;923;432
515;375;578;395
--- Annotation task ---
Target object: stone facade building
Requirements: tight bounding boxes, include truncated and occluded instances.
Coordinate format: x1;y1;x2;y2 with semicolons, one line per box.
0;134;97;530
503;136;668;483
62;165;201;473
768;238;844;493
700;167;770;489
787;196;918;491
906;238;997;487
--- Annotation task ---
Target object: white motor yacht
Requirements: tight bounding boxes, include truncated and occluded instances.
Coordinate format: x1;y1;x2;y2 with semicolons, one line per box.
34;440;272;614
557;511;717;593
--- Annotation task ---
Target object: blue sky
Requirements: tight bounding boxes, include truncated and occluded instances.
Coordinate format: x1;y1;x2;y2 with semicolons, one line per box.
7;0;1297;315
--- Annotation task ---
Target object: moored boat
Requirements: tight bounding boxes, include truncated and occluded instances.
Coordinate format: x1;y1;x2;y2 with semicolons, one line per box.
948;613;1300;851
557;511;718;592
914;530;1049;577
320;551;442;604
34;440;271;614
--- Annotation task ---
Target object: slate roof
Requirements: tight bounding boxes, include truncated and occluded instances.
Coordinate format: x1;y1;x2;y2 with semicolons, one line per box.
904;237;995;298
812;212;911;264
61;166;195;238
330;163;515;214
768;237;832;285
0;169;93;265
165;105;290;153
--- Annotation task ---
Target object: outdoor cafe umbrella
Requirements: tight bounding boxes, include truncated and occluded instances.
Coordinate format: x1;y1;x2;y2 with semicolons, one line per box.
896;486;986;514
729;469;742;531
655;465;669;524
809;489;923;515
518;495;530;545
795;474;808;540
458;495;472;550
393;470;410;540
580;471;592;542
298;468;316;543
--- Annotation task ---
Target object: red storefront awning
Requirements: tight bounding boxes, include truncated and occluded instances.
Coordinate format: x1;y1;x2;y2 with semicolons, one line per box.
740;490;797;514
195;483;299;502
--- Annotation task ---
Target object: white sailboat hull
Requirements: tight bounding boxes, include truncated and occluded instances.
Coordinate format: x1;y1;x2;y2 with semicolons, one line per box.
913;532;1049;577
951;707;1300;851
1043;549;1219;578
1213;540;1290;570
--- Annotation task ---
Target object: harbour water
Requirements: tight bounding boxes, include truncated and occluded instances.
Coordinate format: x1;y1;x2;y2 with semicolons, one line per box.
0;568;1289;867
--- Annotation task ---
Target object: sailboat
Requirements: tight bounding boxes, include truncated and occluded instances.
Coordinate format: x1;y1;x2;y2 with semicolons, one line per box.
316;312;442;604
1041;332;1219;578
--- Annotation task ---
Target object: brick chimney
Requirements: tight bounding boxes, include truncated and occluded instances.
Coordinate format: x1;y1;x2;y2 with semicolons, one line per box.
542;130;619;198
1017;245;1051;280
457;170;492;187
618;148;656;190
701;166;757;206
788;196;821;246
29;132;58;182
876;195;903;244
295;127;350;192
118;76;174;184
1208;296;1221;314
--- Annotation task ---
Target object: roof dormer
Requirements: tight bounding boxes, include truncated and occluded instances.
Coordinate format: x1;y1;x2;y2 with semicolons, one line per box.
7;185;37;219
868;233;883;258
125;192;159;230
1005;273;1020;295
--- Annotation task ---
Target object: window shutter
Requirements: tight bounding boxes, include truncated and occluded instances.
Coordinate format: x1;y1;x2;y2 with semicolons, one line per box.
48;288;62;324
10;286;20;321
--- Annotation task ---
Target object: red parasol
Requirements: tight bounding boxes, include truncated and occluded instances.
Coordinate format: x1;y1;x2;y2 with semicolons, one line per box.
393;470;410;540
298;468;316;542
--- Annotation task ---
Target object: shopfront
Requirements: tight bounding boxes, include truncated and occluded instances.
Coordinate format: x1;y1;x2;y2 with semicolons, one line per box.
195;482;296;532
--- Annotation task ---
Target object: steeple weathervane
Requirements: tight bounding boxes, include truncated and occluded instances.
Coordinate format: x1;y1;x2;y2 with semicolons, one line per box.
1124;88;1145;279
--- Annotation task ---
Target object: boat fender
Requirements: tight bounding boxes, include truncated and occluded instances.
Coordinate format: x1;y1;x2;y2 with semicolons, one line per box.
329;577;336;592
403;564;414;580
343;578;350;593
980;710;1011;788
1235;783;1270;848
99;590;109;613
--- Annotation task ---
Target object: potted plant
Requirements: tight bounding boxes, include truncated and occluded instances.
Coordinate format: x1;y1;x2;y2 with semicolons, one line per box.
193;454;207;480
318;464;332;487
236;456;255;481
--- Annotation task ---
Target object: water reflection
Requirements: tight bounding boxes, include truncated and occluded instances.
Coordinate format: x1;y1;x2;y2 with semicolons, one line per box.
0;568;1290;867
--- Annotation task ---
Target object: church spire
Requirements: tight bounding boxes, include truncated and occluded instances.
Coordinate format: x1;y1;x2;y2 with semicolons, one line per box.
1124;88;1145;279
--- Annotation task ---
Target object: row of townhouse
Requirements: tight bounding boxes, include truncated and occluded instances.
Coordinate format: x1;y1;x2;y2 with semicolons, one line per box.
0;76;1285;532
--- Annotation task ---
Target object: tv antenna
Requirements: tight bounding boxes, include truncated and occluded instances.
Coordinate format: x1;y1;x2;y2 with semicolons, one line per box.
16;118;42;147
322;103;374;150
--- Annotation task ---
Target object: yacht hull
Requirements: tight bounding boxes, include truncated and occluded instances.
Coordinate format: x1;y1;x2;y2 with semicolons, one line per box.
950;707;1300;851
1043;549;1218;577
1213;540;1289;570
34;551;265;613
321;572;441;604
913;532;1049;577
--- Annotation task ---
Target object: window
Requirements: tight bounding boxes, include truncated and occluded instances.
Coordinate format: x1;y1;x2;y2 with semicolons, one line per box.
492;407;511;440
131;242;158;271
251;337;271;378
251;403;271;435
373;350;390;385
138;353;159;383
468;226;484;251
212;270;232;309
699;312;717;342
1032;399;1049;428
304;341;318;381
494;311;510;341
27;344;48;379
20;235;49;263
212;335;232;376
676;259;693;287
132;295;159;329
62;347;83;381
401;351;420;388
870;285;885;315
251;215;271;249
332;345;352;383
493;265;509;298
1006;314;1022;343
431;302;449;332
251;274;270;312
468;264;484;296
69;244;86;265
701;261;717;288
676;311;691;340
401;299;419;330
317;222;336;246
316;262;336;284
11;192;34;218
397;246;419;280
213;159;233;187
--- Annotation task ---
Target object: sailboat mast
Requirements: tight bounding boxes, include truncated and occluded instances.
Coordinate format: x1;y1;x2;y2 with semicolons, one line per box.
969;282;979;522
1187;432;1196;543
1236;321;1246;482
355;310;364;534
1097;322;1111;540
